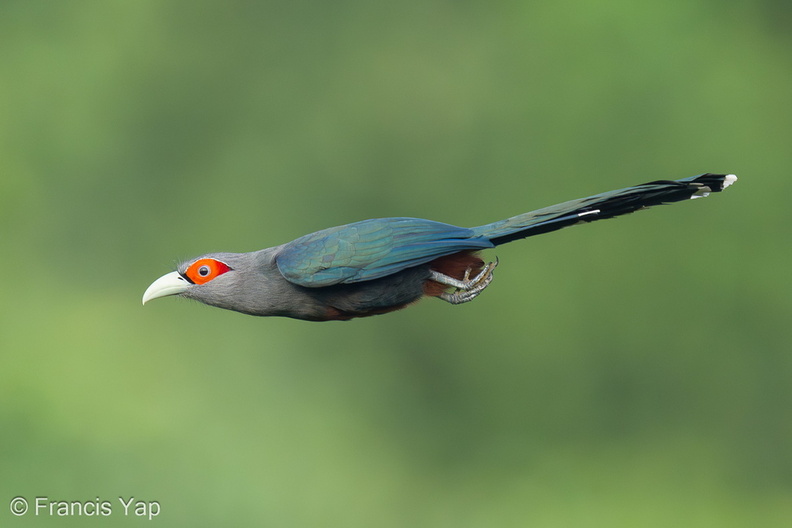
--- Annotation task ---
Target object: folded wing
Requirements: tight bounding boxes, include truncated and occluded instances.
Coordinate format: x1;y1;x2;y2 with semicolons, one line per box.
276;217;494;287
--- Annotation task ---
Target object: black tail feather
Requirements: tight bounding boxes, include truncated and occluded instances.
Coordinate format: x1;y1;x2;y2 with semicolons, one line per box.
474;173;737;246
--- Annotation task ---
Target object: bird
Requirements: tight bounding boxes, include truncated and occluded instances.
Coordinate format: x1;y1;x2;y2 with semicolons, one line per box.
143;173;736;321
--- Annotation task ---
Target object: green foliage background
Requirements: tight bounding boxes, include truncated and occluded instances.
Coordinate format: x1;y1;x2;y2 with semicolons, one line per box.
1;1;790;526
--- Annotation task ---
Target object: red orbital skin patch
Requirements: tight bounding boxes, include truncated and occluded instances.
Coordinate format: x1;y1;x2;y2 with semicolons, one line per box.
184;258;231;285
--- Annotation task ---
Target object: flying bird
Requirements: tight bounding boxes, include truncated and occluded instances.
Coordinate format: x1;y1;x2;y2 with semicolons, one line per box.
143;173;736;321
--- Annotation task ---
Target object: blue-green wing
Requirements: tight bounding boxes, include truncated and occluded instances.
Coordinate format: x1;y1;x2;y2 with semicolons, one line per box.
275;217;493;287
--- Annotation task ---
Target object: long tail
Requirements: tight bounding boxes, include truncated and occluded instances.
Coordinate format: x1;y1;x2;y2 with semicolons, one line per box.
472;173;737;245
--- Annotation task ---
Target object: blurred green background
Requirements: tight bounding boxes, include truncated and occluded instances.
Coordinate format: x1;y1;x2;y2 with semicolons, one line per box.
1;1;790;526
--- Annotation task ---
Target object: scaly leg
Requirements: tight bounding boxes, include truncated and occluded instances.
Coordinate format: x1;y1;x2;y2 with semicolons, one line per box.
430;259;499;305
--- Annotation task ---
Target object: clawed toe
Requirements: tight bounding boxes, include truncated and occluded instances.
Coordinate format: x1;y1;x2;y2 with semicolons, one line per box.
430;259;498;305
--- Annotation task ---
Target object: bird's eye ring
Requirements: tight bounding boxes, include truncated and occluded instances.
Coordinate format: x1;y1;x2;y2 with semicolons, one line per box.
184;258;231;285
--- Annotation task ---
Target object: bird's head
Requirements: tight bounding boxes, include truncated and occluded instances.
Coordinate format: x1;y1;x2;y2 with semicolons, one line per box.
142;250;290;316
143;253;238;306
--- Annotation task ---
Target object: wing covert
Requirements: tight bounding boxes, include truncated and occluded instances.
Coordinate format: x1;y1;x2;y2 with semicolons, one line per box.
275;217;493;287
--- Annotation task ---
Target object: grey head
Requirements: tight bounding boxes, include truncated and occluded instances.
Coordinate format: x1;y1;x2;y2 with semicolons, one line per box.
142;248;309;317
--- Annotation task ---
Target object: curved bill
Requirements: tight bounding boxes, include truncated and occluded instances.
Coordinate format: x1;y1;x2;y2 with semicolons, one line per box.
142;271;191;305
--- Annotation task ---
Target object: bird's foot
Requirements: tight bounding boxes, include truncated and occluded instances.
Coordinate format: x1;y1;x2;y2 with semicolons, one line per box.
430;259;498;305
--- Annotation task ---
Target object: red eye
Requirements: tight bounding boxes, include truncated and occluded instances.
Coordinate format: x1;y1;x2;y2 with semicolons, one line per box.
184;258;231;285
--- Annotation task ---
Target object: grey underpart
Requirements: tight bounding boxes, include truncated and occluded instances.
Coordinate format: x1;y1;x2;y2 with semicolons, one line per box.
430;259;499;304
